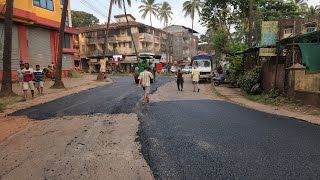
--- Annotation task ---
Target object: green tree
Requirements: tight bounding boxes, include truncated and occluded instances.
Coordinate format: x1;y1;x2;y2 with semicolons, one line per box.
290;0;308;12
52;0;69;88
139;0;159;27
158;1;173;28
1;0;14;95
71;11;99;28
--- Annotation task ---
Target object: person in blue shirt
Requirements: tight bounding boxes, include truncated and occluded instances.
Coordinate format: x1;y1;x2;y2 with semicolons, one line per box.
34;65;45;95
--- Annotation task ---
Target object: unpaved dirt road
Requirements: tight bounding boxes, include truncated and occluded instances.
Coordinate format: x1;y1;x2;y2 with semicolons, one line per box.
1;114;153;180
1;77;172;180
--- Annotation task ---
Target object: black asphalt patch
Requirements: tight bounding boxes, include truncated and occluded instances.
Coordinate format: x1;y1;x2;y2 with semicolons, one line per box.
12;77;173;120
138;100;320;180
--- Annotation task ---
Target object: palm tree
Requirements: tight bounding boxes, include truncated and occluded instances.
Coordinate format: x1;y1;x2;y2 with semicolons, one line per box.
182;0;202;58
139;0;159;27
1;0;14;95
307;5;317;16
158;1;173;28
122;0;138;62
291;0;309;12
52;0;69;88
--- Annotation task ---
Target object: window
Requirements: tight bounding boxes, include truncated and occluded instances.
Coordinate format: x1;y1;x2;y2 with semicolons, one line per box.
123;43;125;47
120;29;125;35
33;0;54;11
129;42;132;48
60;8;69;26
63;34;71;48
60;0;64;5
113;43;117;48
284;27;293;34
306;26;316;33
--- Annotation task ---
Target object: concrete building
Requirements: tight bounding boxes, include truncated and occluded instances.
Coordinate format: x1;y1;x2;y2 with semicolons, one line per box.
279;16;320;40
0;0;79;80
78;14;170;73
164;25;199;62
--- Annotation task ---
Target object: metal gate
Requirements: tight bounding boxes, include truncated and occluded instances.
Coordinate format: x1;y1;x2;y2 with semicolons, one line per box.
0;24;20;70
62;54;73;70
28;27;52;69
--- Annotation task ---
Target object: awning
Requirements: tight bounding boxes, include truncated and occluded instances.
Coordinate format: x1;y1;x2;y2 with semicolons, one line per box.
298;43;320;72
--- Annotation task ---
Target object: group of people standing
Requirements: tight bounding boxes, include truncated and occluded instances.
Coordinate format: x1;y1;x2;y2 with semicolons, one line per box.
16;63;45;99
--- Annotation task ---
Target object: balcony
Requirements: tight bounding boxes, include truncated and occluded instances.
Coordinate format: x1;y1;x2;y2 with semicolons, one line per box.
139;33;154;42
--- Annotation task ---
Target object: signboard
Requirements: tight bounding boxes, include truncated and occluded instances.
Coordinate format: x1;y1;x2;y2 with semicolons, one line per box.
261;21;279;46
125;56;138;63
99;59;106;73
113;55;123;62
259;48;276;57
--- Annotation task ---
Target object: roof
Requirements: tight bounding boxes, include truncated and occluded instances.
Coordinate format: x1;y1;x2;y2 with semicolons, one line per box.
192;54;213;61
165;25;199;34
114;14;136;20
78;21;169;34
280;30;320;44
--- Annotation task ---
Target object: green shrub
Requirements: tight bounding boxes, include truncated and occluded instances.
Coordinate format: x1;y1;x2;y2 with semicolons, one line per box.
238;67;262;94
70;70;83;78
0;103;4;112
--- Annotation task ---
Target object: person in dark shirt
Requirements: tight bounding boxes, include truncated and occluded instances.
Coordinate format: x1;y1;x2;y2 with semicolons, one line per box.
34;65;45;95
176;69;184;91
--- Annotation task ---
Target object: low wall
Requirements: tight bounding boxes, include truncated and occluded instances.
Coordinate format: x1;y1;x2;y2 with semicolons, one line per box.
295;70;320;92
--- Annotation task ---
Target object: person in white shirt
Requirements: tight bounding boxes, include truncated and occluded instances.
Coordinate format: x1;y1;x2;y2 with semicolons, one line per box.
138;67;154;105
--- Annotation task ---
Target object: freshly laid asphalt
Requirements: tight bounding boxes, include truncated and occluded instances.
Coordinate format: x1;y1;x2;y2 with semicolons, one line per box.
12;77;320;179
12;76;173;120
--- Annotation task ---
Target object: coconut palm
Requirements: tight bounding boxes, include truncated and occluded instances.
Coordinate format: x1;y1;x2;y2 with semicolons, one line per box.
158;1;173;28
122;0;138;61
1;0;14;94
139;0;159;27
182;0;202;57
291;0;309;11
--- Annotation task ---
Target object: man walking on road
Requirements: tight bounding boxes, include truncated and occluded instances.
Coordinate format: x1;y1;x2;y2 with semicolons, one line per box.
191;65;200;92
138;67;154;105
34;65;45;95
16;63;25;93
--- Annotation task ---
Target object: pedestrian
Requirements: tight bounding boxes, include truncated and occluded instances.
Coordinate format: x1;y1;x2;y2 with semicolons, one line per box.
22;63;35;99
217;65;223;78
191;65;200;92
16;63;25;93
176;69;184;91
34;65;45;95
138;66;154;105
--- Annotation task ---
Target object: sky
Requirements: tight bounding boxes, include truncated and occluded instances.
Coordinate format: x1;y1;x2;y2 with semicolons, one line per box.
70;0;320;35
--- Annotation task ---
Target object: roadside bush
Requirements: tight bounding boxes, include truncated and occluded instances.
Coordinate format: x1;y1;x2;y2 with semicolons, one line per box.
238;67;262;94
226;55;243;87
70;70;83;78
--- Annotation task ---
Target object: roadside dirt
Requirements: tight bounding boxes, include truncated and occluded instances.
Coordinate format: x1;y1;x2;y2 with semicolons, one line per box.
0;114;154;180
0;116;32;142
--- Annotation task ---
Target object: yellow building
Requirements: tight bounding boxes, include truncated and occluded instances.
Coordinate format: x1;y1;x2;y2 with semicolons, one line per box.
0;0;78;79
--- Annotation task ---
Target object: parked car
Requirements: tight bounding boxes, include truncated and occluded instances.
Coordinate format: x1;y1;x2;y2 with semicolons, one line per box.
170;66;177;73
182;66;192;74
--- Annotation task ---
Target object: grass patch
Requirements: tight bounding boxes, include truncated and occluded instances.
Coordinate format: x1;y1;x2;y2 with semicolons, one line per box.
70;70;84;78
247;94;293;106
0;93;24;112
309;111;320;116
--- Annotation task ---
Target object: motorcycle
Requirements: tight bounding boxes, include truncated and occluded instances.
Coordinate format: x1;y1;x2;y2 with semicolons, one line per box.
212;73;225;86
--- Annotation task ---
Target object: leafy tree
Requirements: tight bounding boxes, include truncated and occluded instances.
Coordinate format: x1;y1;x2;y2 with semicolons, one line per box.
139;0;159;27
71;11;99;28
158;1;173;28
1;0;14;95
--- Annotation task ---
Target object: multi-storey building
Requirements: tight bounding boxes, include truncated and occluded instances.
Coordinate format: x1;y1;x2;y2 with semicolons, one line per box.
0;0;79;80
78;14;170;73
279;16;320;40
164;25;199;62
